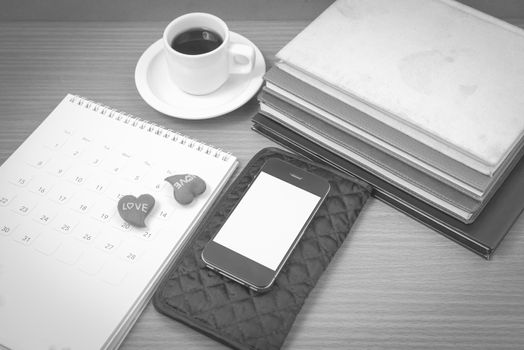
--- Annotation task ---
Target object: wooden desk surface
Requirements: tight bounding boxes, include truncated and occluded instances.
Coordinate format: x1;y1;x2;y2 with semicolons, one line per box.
1;21;524;350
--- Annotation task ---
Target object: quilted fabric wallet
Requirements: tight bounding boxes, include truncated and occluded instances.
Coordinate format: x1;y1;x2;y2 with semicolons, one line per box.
153;147;371;350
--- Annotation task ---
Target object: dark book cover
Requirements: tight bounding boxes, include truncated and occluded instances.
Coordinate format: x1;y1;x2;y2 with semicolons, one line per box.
252;113;524;259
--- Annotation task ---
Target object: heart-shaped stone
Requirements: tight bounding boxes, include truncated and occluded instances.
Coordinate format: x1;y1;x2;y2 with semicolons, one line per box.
117;194;155;228
165;174;206;205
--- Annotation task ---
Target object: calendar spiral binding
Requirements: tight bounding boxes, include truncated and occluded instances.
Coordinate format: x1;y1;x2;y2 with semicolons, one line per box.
68;95;233;162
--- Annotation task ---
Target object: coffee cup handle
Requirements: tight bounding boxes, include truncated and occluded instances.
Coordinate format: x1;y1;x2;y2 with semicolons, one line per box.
228;43;255;75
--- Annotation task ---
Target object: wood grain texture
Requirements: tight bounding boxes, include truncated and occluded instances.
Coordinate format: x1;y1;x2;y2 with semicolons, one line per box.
2;0;524;21
0;21;523;350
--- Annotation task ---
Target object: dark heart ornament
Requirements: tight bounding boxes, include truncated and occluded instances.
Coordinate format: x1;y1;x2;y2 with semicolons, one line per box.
117;194;155;228
165;174;206;205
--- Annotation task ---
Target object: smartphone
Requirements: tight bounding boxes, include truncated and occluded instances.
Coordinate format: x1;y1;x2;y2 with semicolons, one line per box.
201;158;330;291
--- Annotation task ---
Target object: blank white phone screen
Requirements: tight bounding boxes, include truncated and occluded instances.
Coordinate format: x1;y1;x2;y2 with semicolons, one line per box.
213;171;321;270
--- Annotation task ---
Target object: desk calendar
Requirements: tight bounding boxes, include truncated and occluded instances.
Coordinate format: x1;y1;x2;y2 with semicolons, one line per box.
0;95;238;350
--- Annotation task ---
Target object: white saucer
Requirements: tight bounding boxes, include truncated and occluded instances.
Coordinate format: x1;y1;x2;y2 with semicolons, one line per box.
135;32;266;119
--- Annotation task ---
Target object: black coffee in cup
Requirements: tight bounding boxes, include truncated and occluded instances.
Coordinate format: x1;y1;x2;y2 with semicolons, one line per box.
171;28;223;55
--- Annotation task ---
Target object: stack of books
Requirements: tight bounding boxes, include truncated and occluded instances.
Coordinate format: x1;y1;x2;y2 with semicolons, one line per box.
253;0;524;258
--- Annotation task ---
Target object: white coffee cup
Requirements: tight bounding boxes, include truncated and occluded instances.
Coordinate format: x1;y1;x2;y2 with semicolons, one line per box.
163;13;255;95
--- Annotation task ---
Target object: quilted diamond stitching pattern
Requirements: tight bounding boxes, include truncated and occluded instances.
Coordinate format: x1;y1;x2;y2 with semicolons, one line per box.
154;148;371;350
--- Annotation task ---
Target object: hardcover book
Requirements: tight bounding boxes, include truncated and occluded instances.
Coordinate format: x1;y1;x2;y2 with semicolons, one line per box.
252;114;524;259
276;0;524;175
263;67;505;198
258;92;486;222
